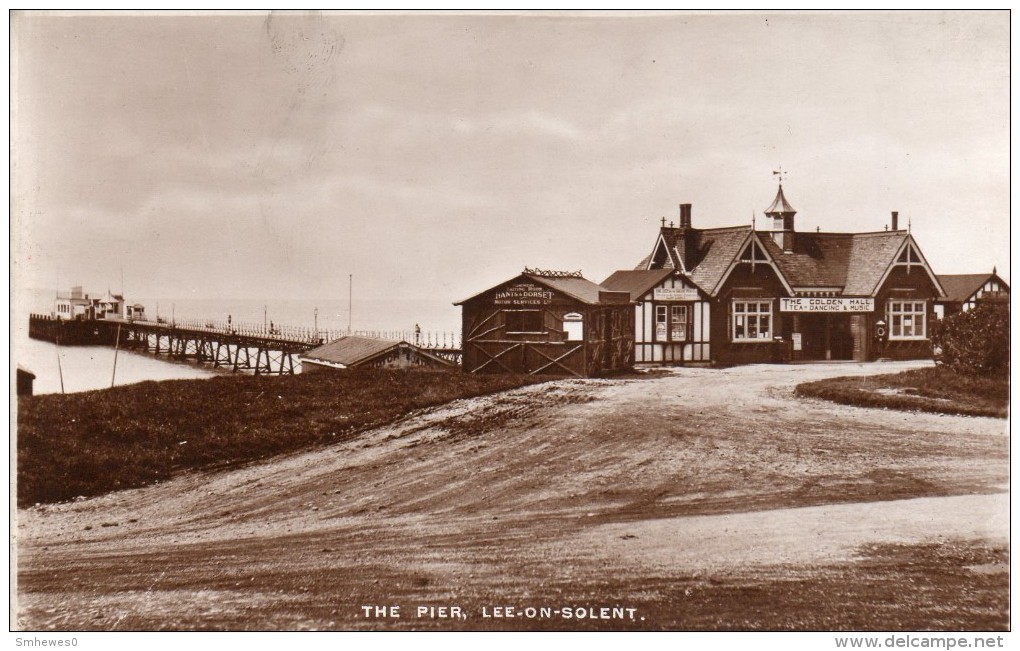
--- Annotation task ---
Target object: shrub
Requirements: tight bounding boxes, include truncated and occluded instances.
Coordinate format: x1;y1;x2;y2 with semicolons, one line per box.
931;302;1009;377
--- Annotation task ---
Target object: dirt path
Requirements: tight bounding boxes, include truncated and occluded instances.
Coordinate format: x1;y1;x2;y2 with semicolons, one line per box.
15;361;1008;630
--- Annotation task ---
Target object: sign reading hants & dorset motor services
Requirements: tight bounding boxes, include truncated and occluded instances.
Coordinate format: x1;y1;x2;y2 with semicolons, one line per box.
494;283;554;306
780;297;875;312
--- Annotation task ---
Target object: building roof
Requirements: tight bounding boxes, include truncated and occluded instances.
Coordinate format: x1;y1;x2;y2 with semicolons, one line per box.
302;336;403;367
765;184;796;215
759;232;854;287
936;273;1009;304
842;231;915;295
524;273;609;304
686;226;754;294
633;222;938;298
456;271;626;306
600;269;674;300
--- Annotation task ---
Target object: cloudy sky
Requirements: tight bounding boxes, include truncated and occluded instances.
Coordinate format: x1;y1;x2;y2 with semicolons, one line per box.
11;11;1010;311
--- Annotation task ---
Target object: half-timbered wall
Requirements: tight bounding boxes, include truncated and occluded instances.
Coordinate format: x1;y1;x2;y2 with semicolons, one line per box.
963;278;1009;312
632;275;710;364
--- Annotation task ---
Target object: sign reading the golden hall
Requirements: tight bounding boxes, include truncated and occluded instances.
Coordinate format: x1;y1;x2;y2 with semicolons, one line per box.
780;297;874;312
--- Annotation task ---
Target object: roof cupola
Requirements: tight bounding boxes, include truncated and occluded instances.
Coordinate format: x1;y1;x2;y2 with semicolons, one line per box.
766;168;797;252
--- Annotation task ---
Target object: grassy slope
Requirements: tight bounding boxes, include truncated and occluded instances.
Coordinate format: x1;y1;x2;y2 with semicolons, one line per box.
795;367;1008;418
17;370;543;507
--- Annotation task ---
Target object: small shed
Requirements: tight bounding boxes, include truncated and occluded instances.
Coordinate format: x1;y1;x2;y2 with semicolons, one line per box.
456;268;634;377
17;365;36;396
300;336;455;372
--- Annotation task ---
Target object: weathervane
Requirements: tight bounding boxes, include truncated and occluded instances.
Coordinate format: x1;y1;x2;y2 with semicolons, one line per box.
773;166;788;187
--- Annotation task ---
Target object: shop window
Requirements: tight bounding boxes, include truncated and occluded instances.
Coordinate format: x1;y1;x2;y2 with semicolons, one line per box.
887;301;927;339
670;305;687;341
505;310;545;334
732;301;772;341
656;304;689;342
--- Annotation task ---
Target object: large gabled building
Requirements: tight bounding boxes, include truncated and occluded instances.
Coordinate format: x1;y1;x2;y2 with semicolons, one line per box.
602;184;945;365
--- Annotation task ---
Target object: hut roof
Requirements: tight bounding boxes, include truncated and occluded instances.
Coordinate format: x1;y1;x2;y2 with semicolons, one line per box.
301;336;403;367
301;336;453;368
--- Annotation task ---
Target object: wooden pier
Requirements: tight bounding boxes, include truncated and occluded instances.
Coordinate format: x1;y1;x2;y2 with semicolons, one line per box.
29;314;462;374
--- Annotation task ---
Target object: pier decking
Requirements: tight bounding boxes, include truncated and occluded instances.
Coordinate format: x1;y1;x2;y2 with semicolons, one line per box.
28;315;462;374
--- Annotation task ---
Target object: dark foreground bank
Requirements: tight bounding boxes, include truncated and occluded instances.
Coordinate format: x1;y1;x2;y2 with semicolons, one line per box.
17;369;543;506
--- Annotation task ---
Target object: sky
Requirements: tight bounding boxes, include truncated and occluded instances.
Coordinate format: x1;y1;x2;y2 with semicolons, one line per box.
10;11;1010;317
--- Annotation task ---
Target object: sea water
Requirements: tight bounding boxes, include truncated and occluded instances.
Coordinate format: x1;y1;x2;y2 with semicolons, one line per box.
13;331;221;396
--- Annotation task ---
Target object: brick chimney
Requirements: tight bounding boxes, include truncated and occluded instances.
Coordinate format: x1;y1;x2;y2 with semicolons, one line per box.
891;211;899;231
679;203;692;229
669;203;696;271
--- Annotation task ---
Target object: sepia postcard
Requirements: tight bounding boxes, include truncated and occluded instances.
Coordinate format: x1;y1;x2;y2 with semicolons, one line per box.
9;10;1010;647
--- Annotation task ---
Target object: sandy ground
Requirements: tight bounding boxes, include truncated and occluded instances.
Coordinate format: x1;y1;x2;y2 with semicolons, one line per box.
14;361;1009;630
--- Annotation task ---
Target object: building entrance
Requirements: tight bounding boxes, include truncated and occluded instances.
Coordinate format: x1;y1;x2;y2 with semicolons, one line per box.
789;314;854;361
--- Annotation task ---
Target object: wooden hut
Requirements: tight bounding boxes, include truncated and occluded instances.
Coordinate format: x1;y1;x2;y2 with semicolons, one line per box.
301;336;455;372
456;269;634;377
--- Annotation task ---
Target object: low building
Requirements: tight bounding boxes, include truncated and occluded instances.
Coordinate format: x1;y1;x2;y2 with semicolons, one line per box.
52;286;135;320
53;286;93;320
935;270;1009;318
456;268;634;377
95;290;125;319
300;335;455;372
604;185;945;365
17;366;36;396
126;303;146;320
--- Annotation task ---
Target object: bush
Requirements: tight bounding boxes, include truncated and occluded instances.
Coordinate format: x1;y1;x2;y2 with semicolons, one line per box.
931;302;1009;377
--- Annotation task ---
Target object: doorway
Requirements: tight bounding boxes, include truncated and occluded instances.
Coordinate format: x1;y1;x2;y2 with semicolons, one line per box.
791;314;854;361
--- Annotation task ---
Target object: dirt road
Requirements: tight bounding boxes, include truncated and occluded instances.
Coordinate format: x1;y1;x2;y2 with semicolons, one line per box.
15;361;1009;630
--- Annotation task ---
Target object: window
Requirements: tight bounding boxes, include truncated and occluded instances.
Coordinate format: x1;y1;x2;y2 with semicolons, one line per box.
732;301;772;341
505;310;544;334
670;305;687;341
654;304;689;341
563;313;584;341
888;301;927;339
